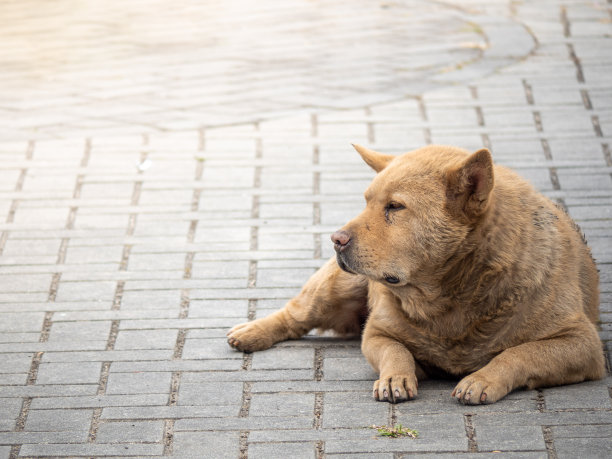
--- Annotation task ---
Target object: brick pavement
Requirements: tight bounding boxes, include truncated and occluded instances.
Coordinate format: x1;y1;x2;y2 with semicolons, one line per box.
0;0;611;458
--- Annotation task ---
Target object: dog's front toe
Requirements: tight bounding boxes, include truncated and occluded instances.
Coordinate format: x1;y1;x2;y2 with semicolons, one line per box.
373;374;418;403
452;372;508;405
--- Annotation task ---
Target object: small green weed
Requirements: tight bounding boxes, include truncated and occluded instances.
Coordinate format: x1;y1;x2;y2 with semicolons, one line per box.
370;424;419;439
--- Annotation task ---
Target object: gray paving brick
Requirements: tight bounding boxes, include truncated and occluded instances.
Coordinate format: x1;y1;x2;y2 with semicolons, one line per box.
114;328;177;350
120;290;181;309
106;371;172;395
181;337;244;360
0;352;36;373
251;347;314;370
172;431;239;458
55;281;117;302
323;391;387;428
48;320;112;342
249;441;315;459
554;437;611;459
25;408;92;432
475;424;546;452
177;382;243;407
189;299;248;318
36;361;102;385
249;393;314;418
96;420;164;443
323;356;377;381
18;443;164;457
542;378;612;410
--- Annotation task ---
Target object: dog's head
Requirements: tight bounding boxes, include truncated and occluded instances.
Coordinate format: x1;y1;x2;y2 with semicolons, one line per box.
332;144;494;288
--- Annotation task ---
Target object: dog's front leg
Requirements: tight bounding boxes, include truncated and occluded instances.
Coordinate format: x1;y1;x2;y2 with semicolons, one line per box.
227;257;368;352
362;319;422;403
452;317;606;404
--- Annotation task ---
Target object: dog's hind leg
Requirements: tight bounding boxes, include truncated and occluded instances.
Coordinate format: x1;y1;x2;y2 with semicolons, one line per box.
227;257;368;352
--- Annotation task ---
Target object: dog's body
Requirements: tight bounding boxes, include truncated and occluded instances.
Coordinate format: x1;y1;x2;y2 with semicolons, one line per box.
227;145;605;404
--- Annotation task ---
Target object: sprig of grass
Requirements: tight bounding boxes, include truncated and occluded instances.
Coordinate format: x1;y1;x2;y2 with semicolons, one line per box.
370;424;419;438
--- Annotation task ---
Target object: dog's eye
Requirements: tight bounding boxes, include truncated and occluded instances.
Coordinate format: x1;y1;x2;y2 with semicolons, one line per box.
385;202;405;222
386;202;404;210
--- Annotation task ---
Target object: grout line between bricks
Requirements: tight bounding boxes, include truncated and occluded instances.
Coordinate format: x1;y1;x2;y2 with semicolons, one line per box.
388;402;397;428
174;329;187;359
470;85;490;149
313;133;322;259
163;419;175;456
105;320;119;351
366;106;375;143
463;413;478;452
87;408;103;443
417;96;431;145
567;43;584;83
560;6;570;38
1;141;33;255
239;430;249;459
542;426;558;459
315;439;325;459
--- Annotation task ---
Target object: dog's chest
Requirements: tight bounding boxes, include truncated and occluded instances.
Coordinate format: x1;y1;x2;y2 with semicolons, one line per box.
398;300;504;375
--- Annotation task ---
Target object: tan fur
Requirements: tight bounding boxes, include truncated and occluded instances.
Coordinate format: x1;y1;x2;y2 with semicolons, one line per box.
227;144;606;405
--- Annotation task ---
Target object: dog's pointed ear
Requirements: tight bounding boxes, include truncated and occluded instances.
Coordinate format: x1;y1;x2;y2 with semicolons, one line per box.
352;144;394;173
446;148;494;218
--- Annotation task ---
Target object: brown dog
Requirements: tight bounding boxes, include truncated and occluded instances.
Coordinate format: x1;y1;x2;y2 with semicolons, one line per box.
227;144;606;404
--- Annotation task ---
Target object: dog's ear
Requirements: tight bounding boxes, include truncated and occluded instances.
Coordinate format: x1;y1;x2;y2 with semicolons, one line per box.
352;144;394;173
446;148;494;219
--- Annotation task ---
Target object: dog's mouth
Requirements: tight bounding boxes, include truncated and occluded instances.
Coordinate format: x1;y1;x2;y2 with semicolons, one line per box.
336;254;357;275
337;254;404;286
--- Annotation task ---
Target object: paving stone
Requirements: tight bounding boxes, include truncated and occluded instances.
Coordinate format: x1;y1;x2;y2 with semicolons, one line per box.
542;379;612;410
47;320;112;342
554;437;611;459
177;382;243;407
25;408;92;432
36;361;102;385
106;371;172;395
475;424;546;452
172;431;239;458
95;420;164;443
323;391;388;428
323;356;378;381
249;441;315;459
113;328;178;350
18;443;164;457
249;393;314;418
251;347;314;370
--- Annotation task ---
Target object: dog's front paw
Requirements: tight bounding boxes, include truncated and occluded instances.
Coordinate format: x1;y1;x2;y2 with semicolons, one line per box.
373;374;418;403
227;321;275;353
452;371;509;405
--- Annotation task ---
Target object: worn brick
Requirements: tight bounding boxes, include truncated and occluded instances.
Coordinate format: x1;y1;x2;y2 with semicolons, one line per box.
96;420;164;443
172;431;239;458
106;371;172;395
36;361;102;385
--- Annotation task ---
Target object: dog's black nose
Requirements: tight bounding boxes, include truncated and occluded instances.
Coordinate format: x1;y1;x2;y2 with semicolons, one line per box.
331;230;351;252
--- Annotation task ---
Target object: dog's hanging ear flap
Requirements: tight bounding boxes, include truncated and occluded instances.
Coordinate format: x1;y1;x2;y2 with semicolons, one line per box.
352;144;394;173
446;148;494;219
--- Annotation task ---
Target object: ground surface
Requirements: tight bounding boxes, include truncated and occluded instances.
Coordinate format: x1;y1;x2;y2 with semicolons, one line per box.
0;0;611;458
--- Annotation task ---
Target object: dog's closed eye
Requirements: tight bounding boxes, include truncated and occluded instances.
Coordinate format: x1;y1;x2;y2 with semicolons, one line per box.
385;202;405;222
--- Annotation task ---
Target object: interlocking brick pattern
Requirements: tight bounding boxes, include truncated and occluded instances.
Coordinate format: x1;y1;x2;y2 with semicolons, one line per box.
0;0;611;457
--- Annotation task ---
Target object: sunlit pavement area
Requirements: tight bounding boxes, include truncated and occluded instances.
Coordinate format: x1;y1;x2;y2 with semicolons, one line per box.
0;0;611;457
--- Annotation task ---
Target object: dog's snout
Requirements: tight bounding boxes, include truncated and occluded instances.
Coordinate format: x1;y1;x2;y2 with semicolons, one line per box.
331;230;351;252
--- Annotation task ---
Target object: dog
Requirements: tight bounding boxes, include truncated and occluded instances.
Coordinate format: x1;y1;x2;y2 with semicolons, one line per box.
227;144;606;404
